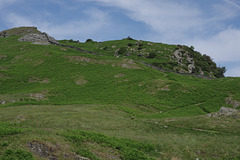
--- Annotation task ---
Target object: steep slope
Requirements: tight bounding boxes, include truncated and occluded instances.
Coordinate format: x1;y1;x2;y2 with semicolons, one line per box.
0;27;240;160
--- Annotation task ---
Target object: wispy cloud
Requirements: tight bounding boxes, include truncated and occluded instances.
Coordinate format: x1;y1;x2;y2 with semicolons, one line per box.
84;0;204;42
0;0;17;8
41;8;110;39
85;0;239;43
224;0;240;9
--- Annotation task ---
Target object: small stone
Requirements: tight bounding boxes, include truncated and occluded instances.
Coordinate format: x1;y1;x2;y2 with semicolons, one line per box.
1;100;6;105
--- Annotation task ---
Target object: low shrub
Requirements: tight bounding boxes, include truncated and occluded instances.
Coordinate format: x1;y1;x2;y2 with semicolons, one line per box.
128;43;133;47
85;39;93;43
116;47;127;55
147;53;157;59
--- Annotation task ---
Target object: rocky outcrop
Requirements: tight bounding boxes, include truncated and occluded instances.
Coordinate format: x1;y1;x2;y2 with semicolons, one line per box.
18;32;58;44
19;33;48;42
219;107;238;116
0;31;8;37
225;97;240;108
173;49;196;73
207;106;239;119
0;26;58;44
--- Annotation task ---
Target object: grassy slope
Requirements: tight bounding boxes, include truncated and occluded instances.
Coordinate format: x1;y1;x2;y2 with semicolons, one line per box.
0;36;240;159
59;39;225;77
59;39;177;66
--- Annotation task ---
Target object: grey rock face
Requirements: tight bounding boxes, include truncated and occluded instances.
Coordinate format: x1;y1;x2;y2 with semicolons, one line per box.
225;97;240;108
19;33;48;42
43;32;59;44
18;32;58;44
188;64;195;73
219;106;238;116
173;49;195;73
0;31;8;37
207;106;239;118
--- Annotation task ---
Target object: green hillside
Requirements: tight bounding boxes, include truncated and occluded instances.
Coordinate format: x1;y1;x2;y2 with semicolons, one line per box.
0;27;240;160
59;37;226;78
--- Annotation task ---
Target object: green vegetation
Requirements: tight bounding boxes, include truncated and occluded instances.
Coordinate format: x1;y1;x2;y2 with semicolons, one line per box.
1;149;34;160
0;122;22;137
62;130;159;160
0;27;239;159
59;39;226;78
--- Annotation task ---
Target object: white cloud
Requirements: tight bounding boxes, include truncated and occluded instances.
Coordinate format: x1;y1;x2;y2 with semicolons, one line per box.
186;28;240;77
226;65;240;77
190;28;240;63
5;13;35;27
3;8;110;40
86;0;204;41
85;0;240;43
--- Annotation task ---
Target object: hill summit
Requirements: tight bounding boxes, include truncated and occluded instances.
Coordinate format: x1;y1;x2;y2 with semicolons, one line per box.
0;26;58;45
0;26;226;78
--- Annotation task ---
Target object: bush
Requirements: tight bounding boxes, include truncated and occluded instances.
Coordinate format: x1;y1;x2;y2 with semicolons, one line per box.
126;36;133;40
68;39;79;43
147;53;156;59
117;47;127;55
190;46;195;51
128;43;133;47
85;39;93;43
214;66;226;78
102;46;108;50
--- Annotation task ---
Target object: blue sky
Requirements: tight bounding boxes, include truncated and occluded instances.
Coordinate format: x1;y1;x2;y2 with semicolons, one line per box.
0;0;240;77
